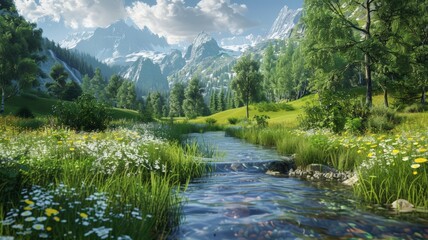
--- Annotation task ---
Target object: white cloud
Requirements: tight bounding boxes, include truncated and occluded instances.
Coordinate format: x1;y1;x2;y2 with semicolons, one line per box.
15;0;127;29
127;0;254;44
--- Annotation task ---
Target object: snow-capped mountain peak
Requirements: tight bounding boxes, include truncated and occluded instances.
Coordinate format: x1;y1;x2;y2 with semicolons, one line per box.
60;31;94;49
267;6;303;40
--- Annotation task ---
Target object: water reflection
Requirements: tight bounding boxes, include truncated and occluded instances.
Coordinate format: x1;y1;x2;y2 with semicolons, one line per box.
174;132;428;239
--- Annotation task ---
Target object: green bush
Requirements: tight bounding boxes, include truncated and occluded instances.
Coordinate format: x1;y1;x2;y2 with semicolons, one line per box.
53;94;112;131
367;106;401;133
253;115;270;127
299;93;368;133
14;106;34;118
255;102;295;112
227;117;239;125
344;117;364;134
403;103;427;113
205;118;217;125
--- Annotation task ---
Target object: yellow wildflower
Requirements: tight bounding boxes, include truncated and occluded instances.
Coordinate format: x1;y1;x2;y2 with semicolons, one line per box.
24;199;35;205
45;208;59;217
392;149;400;155
417;148;427;153
46;226;52;231
53;216;60;222
414;158;427;164
413;171;418;175
80;212;88;219
69;147;75;151
24;206;33;211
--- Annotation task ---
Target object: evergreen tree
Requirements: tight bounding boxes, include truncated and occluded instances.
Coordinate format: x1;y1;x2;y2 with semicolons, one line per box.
106;74;124;107
217;89;226;112
150;92;164;119
62;81;82;101
91;68;107;102
46;63;68;99
209;90;218;114
261;43;276;101
168;83;185;117
183;77;205;119
117;81;137;109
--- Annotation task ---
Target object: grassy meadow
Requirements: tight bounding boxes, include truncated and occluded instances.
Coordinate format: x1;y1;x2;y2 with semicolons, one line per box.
0;115;207;239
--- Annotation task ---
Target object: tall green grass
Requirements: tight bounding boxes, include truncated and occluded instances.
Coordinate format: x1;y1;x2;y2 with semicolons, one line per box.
0;119;207;239
225;126;363;171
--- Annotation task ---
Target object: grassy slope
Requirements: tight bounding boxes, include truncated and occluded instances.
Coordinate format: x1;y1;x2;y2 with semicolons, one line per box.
191;93;428;128
3;93;140;120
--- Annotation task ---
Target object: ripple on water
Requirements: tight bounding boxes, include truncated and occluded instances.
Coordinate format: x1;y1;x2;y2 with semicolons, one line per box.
175;132;428;240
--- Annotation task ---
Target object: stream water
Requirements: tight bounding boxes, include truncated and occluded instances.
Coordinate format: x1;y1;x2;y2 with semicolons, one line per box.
173;132;428;240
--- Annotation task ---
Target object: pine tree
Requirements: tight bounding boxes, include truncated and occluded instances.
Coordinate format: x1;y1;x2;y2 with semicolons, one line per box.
168;83;185;117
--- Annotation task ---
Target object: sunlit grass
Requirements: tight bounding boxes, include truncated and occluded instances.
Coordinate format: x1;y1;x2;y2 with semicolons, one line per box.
0;118;207;239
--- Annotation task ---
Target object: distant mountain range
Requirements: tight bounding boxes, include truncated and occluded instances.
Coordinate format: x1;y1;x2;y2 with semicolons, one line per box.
56;5;303;96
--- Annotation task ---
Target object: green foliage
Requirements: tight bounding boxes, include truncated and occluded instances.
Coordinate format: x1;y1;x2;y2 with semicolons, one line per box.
403;103;427;113
253;115;270;128
255;102;295;112
62;81;82;101
46;63;68;98
116;80;137;110
14;106;34;119
299;93;368;133
169;83;185;117
205;118;217;125
231;55;263;118
183;77;205;119
0;5;43;113
344;117;364;134
53;94;112;131
227;117;239;125
105;74;124;106
367;106;401;133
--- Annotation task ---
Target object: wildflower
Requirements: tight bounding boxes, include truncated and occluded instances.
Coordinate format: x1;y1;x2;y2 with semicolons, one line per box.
57;141;63;145
69;147;75;151
418;148;427;153
413;171;418;175
25;217;36;222
24;206;33;211
33;224;44;230
53;216;60;222
37;216;47;222
79;212;89;219
392;149;400;155
411;164;421;169
367;152;374;158
12;224;24;229
402;156;409;161
24;199;35;205
46;226;52;231
414;158;427;164
21;211;32;217
45;208;59;216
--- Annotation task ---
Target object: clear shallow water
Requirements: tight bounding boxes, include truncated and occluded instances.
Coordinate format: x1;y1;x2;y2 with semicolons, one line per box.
173;132;428;240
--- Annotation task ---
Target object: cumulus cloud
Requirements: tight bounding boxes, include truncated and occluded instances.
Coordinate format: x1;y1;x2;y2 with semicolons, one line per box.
127;0;254;43
15;0;127;29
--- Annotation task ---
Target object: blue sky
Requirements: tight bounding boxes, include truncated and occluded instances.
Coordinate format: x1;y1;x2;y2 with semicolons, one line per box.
15;0;303;44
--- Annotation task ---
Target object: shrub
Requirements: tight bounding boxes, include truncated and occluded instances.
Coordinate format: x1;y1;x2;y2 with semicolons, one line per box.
205;118;217;125
253;115;270;127
367;106;401;133
227;117;239;125
299;93;368;133
53;94;112;131
344;117;364;134
403;103;427;113
14;106;34;119
255;102;295;112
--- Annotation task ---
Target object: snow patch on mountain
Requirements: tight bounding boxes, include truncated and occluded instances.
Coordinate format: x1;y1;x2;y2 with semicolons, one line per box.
267;6;303;40
60;31;94;49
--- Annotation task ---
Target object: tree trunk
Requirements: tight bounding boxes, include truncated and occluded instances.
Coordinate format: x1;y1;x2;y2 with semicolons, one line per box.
1;87;4;114
384;88;389;108
364;0;373;107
